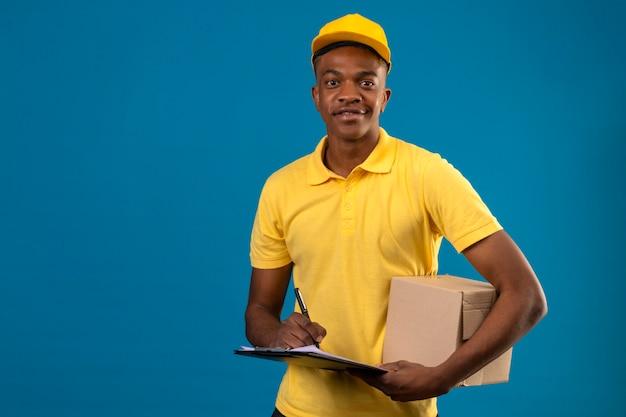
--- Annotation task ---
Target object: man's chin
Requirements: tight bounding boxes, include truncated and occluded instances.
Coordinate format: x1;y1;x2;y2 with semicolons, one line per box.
329;124;376;141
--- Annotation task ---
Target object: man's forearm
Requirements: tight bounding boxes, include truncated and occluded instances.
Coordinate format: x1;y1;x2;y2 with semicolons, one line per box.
437;280;547;387
245;305;282;347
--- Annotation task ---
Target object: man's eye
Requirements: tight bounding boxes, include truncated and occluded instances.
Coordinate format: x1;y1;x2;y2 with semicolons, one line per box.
326;80;338;86
361;80;374;87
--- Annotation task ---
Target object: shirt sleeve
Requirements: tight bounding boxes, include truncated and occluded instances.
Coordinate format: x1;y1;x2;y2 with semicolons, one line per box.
249;178;293;269
422;155;502;253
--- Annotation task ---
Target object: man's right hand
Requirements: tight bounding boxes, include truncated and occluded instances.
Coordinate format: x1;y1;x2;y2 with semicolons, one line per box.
273;312;326;348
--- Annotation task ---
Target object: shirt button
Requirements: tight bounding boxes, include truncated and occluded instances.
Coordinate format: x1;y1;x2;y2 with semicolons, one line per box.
345;204;351;210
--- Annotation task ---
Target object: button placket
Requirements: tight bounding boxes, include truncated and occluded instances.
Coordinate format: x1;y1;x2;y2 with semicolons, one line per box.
341;178;356;233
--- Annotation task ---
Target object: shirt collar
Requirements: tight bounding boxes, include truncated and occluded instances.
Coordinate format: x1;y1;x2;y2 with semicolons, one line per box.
307;128;396;185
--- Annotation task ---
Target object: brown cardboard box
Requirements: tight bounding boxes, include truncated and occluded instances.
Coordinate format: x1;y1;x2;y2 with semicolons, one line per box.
382;275;512;386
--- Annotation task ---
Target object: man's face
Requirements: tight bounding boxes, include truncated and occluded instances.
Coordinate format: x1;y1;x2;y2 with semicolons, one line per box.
312;46;391;141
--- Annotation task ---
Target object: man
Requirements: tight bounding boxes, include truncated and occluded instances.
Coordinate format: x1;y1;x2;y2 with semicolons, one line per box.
245;13;547;417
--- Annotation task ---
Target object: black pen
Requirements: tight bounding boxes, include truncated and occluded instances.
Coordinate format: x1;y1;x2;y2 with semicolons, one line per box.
294;287;319;348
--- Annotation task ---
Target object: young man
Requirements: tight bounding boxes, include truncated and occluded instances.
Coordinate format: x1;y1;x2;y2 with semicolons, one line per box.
245;13;547;417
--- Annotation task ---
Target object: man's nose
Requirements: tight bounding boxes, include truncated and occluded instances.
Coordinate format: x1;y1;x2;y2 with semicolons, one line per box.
338;82;361;102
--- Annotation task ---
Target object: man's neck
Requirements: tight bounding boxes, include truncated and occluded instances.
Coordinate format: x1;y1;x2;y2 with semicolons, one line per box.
323;134;379;178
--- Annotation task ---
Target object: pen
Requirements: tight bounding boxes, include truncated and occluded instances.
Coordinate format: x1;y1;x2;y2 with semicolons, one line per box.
294;287;319;348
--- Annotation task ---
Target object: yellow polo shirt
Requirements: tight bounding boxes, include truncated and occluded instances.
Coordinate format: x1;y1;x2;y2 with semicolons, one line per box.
250;128;502;417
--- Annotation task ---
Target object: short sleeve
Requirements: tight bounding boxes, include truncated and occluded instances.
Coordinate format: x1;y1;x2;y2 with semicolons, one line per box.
422;156;502;253
249;178;293;269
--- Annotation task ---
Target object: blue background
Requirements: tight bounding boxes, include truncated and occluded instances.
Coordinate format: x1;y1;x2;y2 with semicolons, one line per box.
2;0;625;415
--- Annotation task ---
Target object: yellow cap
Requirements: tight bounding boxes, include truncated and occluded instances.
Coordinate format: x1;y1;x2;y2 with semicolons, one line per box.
311;13;391;71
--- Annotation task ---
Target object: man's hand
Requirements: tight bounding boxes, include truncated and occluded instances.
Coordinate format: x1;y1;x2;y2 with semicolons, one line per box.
348;361;452;402
273;312;326;348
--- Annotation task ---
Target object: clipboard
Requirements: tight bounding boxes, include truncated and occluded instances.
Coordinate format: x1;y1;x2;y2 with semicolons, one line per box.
234;345;387;374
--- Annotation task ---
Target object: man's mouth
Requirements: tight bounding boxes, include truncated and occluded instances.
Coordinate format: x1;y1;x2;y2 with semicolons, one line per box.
333;109;366;116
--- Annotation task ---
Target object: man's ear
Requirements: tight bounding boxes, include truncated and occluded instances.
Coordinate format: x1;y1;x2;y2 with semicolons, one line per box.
311;85;320;111
380;87;392;113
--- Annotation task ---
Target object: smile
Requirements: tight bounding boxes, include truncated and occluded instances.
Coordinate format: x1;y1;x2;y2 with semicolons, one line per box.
333;109;366;116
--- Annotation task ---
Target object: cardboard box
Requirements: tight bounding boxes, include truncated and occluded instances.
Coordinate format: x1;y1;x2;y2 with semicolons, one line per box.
382;275;512;386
